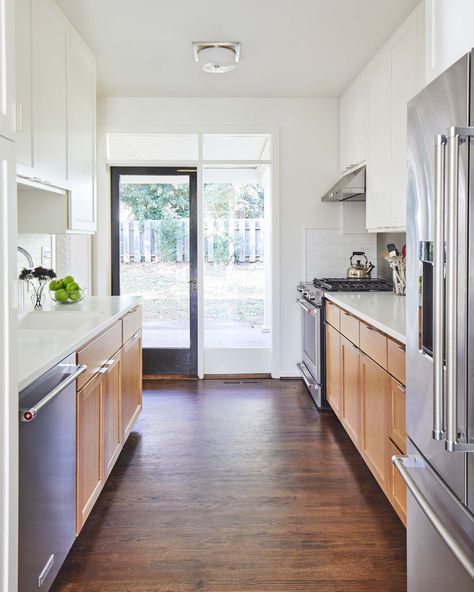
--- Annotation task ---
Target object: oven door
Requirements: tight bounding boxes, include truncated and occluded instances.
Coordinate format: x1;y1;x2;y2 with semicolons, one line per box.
297;298;321;384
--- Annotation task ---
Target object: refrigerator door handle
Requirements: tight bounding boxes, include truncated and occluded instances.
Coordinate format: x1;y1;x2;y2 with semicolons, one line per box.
445;126;474;452
433;134;447;441
392;455;474;580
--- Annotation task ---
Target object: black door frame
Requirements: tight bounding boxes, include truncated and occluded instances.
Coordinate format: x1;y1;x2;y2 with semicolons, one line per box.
111;166;198;376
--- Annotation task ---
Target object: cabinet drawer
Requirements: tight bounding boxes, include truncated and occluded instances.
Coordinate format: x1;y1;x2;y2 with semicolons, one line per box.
360;322;387;369
390;379;406;453
389;440;406;526
122;306;142;344
387;338;405;384
77;321;122;390
339;309;360;347
325;300;340;331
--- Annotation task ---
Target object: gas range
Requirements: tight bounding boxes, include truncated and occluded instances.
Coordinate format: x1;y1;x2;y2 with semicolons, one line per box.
297;277;393;306
313;277;393;292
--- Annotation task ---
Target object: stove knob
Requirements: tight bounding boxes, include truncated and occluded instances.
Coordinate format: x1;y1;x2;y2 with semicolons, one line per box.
308;294;315;301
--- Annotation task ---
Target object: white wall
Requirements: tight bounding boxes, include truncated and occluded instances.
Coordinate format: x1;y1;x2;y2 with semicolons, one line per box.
96;97;340;377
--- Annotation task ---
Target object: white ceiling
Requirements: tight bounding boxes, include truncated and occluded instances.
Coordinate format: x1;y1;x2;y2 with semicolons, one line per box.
56;0;420;98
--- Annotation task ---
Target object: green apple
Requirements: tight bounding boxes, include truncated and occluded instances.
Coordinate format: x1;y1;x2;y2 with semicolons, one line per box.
49;279;61;291
55;289;69;303
69;291;82;302
63;275;74;285
66;282;80;292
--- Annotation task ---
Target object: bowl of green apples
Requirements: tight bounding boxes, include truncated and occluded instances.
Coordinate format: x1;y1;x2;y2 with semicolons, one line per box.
49;275;86;304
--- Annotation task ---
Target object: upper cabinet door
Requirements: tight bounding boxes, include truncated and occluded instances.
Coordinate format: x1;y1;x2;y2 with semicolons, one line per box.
390;13;419;229
339;71;367;174
16;0;33;172
32;0;68;185
68;28;97;232
426;0;474;84
366;49;391;231
0;0;15;141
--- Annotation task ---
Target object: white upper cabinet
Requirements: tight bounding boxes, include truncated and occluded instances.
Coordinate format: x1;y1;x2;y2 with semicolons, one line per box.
339;71;366;174
16;0;33;173
366;49;391;231
365;4;424;231
426;0;474;83
0;0;15;141
67;28;96;232
15;0;97;232
32;0;68;186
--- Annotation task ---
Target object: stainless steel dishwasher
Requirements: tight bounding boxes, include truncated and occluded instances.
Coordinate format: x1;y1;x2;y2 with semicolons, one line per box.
19;354;86;592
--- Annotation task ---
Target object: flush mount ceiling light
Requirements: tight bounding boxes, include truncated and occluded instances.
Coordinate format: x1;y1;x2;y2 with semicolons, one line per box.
192;42;240;74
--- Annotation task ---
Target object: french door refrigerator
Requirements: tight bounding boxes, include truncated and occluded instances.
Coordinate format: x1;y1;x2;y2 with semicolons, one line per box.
393;50;474;590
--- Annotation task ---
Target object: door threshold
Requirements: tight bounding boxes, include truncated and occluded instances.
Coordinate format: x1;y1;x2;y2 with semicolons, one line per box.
203;373;272;379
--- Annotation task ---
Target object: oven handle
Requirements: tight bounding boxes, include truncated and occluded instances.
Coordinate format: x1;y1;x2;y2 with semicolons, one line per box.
297;363;318;392
296;298;320;315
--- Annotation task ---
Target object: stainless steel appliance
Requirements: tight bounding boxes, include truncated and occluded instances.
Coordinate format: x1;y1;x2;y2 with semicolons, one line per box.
296;282;326;408
393;50;474;590
296;277;392;408
19;355;86;592
321;164;366;202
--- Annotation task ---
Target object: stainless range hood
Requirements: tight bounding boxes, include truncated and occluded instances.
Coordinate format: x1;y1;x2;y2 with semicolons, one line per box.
321;164;366;202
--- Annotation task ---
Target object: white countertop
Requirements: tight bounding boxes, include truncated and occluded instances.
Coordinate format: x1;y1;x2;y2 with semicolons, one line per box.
323;291;406;344
18;296;142;391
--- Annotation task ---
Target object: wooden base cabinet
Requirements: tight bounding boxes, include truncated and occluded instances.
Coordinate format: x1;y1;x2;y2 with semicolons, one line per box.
122;330;142;441
341;335;360;446
76;373;104;533
103;352;123;479
76;308;143;534
326;324;342;417
359;353;391;494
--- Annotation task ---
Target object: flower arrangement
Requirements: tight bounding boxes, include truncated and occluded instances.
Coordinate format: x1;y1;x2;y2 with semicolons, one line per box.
19;266;57;310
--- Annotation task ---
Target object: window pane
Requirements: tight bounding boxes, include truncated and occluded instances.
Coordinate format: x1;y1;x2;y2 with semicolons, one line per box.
107;133;199;161
203;134;271;161
119;175;190;348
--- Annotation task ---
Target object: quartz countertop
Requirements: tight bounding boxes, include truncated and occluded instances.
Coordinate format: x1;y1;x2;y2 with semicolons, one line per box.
323;291;406;344
18;295;142;391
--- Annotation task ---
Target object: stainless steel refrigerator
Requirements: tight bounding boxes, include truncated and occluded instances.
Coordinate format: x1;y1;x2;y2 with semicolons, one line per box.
393;50;474;590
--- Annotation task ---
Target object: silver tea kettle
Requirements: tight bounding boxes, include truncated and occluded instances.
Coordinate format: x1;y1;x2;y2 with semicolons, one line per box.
347;251;375;279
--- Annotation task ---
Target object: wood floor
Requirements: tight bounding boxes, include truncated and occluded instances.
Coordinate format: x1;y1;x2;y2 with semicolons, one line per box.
51;379;406;592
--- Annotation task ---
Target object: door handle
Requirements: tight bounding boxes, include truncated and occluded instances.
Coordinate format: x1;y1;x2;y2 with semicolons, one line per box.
392;455;474;580
188;278;197;291
445;126;474;452
433;133;446;441
20;364;87;422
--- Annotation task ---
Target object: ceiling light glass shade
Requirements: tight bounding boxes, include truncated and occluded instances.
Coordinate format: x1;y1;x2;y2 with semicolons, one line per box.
197;46;237;74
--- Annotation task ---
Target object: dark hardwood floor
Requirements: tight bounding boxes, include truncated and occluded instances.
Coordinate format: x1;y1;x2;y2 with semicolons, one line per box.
51;379;406;592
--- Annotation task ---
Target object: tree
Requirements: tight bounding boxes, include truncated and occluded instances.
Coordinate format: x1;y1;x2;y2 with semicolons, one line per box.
120;183;189;221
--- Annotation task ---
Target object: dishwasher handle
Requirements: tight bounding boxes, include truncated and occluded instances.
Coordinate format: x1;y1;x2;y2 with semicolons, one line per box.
20;364;87;423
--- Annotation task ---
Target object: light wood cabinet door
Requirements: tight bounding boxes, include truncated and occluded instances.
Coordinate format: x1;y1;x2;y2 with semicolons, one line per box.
122;331;143;440
103;353;122;479
389;440;407;525
67;26;96;232
341;335;360;446
77;372;103;533
360;353;391;493
390;379;406;453
32;0;68;185
326;324;342;418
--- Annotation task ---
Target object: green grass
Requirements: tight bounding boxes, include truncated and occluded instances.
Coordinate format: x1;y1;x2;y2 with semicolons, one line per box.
120;261;264;326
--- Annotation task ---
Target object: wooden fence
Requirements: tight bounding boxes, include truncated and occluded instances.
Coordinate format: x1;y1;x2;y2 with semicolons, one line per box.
120;218;264;263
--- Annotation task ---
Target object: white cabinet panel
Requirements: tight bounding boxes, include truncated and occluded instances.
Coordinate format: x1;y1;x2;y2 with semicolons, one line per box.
426;0;474;83
390;15;418;229
16;0;33;172
0;0;15;140
366;49;391;231
339;71;366;174
32;0;68;184
67;28;96;232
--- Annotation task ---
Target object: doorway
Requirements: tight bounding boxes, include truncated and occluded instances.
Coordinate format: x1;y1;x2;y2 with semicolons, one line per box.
111;166;198;376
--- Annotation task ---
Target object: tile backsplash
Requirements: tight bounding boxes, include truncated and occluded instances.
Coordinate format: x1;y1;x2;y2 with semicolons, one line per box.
305;228;378;280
